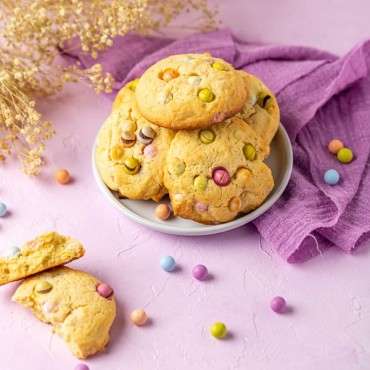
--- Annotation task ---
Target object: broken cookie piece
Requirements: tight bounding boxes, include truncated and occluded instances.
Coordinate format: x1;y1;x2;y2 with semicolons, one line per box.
0;232;85;285
12;266;116;359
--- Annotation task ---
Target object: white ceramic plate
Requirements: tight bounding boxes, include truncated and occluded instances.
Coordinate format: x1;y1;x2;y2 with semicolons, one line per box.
92;124;293;236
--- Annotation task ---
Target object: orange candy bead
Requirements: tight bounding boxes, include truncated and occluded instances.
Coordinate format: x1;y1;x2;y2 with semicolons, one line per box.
130;309;148;326
55;169;71;184
328;139;344;154
161;68;179;82
155;204;171;220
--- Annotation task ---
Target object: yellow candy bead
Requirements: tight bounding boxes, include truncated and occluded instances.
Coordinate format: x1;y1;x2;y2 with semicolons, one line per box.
337;147;353;164
193;175;208;191
199;129;215;144
243;143;256;161
198;88;215;103
210;322;227;339
127;79;139;91
212;61;228;71
123;157;140;175
35;281;52;294
130;308;148;326
110;145;124;161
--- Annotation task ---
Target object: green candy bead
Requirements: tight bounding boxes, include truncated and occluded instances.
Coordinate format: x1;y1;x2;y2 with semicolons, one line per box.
243;143;256;161
337;147;353;164
199;129;215;144
210;322;227;339
171;159;186;176
123;157;140;175
198;88;215;103
212;61;228;71
193;175;208;191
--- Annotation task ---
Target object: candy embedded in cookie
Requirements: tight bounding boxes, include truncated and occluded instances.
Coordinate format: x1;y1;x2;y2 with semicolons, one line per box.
0;232;85;286
12;267;116;359
135;53;248;130
95;82;175;202
164;117;274;224
237;71;280;157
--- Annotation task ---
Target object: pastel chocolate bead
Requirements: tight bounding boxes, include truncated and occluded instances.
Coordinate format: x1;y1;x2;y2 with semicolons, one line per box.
158;91;173;104
212;61;228;71
188;75;202;86
210;322;227;339
212;167;231;187
35;281;52;294
270;296;287;313
96;283;113;298
337;147;353;163
1;246;20;259
155;204;171;220
198;88;215;103
328;139;344;154
123;157;140;175
161;68;179;82
229;196;241;212
243;143;257;161
138;126;156;145
0;202;7;217
192;264;208;281
121;120;137;133
55;169;71;184
75;364;89;370
199;129;215;144
143;144;157;159
160;255;176;272
195;202;208;213
127;78;139;91
257;93;271;108
170;158;186;176
130;308;148;326
121;131;136;147
324;169;340;185
193;175;208;191
110;145;124;161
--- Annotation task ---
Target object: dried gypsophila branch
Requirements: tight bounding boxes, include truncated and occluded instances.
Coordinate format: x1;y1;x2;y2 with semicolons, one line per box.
0;0;217;175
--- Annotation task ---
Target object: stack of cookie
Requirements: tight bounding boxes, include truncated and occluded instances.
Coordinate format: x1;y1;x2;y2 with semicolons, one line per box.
96;53;280;224
0;232;116;359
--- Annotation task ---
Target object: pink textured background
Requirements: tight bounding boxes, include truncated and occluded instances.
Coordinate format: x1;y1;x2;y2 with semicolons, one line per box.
1;1;370;369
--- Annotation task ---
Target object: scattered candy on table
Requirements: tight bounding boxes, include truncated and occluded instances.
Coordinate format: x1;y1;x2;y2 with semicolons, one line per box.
74;364;89;370
192;264;208;281
96;283;113;298
270;296;287;313
160;255;176;272
155;204;171;220
337;147;354;164
328;139;344;154
324;169;340;185
0;246;20;259
0;202;7;217
210;322;227;339
130;308;148;326
55;169;71;184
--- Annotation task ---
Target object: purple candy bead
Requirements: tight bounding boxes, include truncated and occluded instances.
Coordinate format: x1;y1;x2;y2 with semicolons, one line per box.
270;296;286;313
74;364;89;370
192;264;208;281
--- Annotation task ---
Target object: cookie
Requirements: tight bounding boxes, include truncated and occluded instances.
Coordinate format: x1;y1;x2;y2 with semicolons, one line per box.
237;71;280;157
12;266;116;359
96;83;175;202
135;53;248;130
164;117;274;224
0;232;84;286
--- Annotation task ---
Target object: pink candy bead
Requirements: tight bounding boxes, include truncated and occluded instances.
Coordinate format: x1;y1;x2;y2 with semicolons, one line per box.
212;167;231;186
96;283;113;298
270;296;286;313
74;364;89;370
192;264;208;281
195;202;208;213
143;144;157;159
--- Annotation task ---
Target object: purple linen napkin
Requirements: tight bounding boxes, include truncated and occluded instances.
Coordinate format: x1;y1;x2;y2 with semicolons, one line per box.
65;29;370;262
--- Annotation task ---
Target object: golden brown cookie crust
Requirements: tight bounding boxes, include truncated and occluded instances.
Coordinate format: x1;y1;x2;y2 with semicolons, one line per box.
12;266;116;359
135;53;248;130
96;84;175;202
0;232;85;286
164;117;274;224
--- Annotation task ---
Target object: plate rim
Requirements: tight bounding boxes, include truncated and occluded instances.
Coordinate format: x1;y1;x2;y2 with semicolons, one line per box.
92;124;293;236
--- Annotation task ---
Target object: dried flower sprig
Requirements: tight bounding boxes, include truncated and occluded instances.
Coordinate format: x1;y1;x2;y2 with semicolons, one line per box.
0;0;216;175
